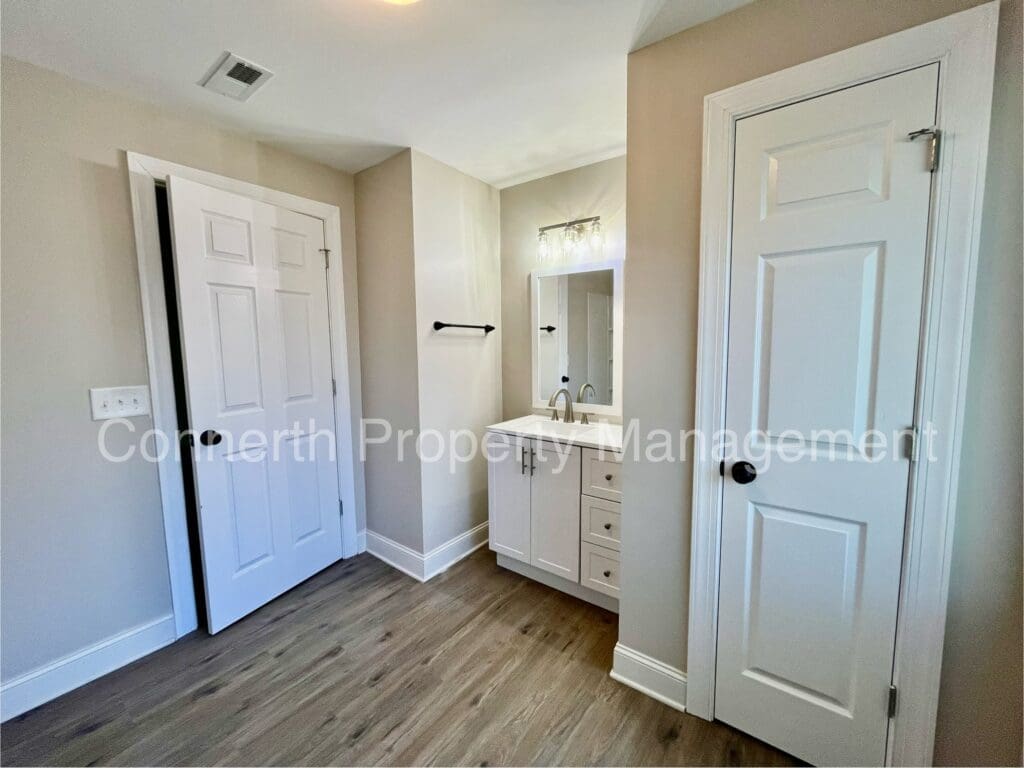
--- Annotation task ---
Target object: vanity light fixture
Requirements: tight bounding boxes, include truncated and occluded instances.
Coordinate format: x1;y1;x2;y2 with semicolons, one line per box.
536;216;601;261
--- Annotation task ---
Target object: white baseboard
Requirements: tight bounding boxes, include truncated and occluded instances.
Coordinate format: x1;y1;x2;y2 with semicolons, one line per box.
423;523;489;580
366;523;488;582
1;614;177;722
365;530;426;581
496;553;619;613
610;642;687;713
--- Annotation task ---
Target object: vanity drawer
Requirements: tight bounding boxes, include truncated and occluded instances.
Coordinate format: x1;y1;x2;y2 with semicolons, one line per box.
580;542;620;598
581;495;621;551
582;448;622;502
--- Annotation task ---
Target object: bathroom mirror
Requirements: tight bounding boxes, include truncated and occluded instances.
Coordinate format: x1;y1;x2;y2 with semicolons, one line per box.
531;260;623;417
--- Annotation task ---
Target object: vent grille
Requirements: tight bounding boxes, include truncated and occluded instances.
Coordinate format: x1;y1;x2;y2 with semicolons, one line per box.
226;62;263;86
200;52;273;102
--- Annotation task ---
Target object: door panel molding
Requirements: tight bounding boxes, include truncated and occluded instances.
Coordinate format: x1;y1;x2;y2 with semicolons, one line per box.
686;4;999;766
127;152;365;638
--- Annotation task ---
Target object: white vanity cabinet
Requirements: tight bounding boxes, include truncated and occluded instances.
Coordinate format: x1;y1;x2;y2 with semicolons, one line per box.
486;420;623;609
487;435;581;581
530;442;581;581
487;436;532;563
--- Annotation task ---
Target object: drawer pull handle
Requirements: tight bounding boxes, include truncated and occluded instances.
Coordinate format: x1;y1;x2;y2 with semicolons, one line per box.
604;473;613;482
603;570;612;578
603;523;613;531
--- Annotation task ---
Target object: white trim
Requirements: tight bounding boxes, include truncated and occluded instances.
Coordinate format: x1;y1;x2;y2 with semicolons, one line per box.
423;523;491;580
356;529;368;554
610;643;687;713
495;553;619;613
685;5;999;766
0;615;176;722
126;151;366;637
366;523;489;582
530;258;624;418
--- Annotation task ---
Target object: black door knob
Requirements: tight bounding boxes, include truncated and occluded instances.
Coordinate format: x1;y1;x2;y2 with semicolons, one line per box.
731;461;757;484
199;429;223;446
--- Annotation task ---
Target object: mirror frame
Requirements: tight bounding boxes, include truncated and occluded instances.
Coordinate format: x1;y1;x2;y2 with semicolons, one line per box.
530;259;623;419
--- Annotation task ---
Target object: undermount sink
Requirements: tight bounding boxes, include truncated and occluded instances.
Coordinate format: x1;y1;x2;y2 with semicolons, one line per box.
485;414;622;452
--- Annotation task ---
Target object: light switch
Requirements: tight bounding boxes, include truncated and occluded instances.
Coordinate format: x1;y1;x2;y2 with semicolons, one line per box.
89;386;151;421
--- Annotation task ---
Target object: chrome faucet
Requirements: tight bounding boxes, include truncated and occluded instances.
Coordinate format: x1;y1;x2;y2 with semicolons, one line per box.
577;382;596;424
547;388;574;423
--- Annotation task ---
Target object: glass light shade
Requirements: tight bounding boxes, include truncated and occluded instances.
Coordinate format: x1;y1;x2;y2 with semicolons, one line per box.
562;224;577;254
589;220;603;249
537;231;550;261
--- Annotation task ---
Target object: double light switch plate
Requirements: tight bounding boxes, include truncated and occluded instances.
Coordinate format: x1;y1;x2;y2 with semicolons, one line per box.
89;386;151;420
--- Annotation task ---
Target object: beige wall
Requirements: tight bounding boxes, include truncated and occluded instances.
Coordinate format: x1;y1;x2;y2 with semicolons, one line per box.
0;57;364;682
410;151;502;552
354;150;424;551
499;156;626;419
355;150;501;554
620;1;1022;765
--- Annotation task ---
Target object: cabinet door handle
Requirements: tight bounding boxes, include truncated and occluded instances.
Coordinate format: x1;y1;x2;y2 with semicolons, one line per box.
603;523;612;531
520;447;526;475
604;473;613;482
603;570;612;578
530;450;536;476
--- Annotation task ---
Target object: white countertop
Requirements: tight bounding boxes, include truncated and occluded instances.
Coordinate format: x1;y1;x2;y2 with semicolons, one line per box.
485;414;623;452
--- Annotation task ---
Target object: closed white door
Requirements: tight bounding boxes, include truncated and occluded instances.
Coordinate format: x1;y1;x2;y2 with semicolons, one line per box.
486;432;532;563
530;442;581;581
716;65;938;765
168;175;343;633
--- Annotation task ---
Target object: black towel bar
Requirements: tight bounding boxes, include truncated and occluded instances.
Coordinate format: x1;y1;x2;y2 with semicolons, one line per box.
433;321;495;334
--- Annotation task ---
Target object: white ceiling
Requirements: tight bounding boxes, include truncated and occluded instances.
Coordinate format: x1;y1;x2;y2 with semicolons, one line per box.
1;0;750;187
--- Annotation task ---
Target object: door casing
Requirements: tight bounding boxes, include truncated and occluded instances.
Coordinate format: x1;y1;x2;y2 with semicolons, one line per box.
686;4;999;766
127;152;365;639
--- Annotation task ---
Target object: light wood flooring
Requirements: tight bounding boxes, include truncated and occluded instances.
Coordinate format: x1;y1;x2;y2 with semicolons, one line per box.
1;549;798;766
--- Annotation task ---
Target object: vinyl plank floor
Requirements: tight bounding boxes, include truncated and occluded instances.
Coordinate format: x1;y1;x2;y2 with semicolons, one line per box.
1;550;799;766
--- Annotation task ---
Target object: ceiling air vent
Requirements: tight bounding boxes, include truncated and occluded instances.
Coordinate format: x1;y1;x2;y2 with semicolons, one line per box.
200;52;273;102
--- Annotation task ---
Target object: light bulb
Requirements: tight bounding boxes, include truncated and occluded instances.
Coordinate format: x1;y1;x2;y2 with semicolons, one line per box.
590;220;603;250
563;224;576;254
537;231;550;261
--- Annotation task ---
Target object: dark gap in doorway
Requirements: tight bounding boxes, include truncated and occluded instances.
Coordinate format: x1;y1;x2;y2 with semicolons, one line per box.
154;182;209;633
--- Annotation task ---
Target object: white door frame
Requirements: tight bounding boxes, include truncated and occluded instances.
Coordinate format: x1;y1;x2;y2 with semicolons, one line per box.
126;152;364;638
685;4;999;766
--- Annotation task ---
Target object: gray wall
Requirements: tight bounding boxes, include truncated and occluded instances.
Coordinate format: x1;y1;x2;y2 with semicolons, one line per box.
499;156;626;419
0;57;364;682
620;1;1022;765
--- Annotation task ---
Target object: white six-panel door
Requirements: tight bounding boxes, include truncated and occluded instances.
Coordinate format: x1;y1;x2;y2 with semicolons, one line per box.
168;175;343;633
716;65;938;766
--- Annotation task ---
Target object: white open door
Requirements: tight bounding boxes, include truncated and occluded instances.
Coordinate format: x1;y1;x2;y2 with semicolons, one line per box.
716;65;938;765
167;175;343;633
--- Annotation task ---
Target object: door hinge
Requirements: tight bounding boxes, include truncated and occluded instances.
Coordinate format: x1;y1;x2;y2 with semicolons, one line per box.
719;460;725;477
903;426;918;463
332;378;337;396
888;685;898;718
339;499;344;517
908;127;940;172
320;248;331;269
